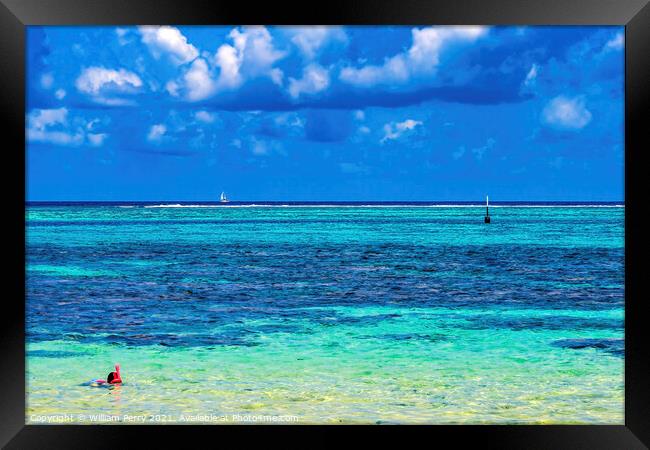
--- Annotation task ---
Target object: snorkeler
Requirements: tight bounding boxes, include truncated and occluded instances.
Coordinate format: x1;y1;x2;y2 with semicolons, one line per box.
89;364;122;386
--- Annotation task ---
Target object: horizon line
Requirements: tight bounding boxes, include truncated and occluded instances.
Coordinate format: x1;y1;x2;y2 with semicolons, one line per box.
25;199;626;204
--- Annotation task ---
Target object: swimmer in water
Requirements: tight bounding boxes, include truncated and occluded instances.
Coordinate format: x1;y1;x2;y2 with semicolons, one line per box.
89;364;122;386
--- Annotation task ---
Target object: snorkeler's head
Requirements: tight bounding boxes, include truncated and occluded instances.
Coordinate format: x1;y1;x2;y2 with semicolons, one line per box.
107;363;122;384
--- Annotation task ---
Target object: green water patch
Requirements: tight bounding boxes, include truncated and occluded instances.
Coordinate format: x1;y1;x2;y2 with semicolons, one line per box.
28;264;118;277
26;313;624;424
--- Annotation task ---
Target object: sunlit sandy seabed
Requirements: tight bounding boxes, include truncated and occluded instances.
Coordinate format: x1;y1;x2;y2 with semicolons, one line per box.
26;205;624;424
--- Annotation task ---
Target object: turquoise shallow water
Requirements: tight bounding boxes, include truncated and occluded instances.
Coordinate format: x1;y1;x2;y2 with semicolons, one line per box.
26;204;624;424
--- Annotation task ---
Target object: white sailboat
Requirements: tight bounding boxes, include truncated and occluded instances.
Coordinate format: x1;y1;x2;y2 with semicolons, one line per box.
220;191;229;203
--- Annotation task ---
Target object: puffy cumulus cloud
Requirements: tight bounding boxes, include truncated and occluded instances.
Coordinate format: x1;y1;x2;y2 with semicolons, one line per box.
26;108;107;147
139;26;199;65
340;26;488;87
288;63;330;99
167;26;285;102
408;26;486;70
229;27;285;77
542;96;592;130
213;26;285;88
340;56;409;88
182;58;216;101
381;119;423;143
288;26;347;60
147;124;167;142
214;44;243;89
76;67;143;95
75;67;143;105
28;129;84;146
28;107;68;131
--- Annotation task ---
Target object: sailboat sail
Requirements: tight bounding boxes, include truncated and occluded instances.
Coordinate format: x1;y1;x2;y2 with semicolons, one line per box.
220;191;228;202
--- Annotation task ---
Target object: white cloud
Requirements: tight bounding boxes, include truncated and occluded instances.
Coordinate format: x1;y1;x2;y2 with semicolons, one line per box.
26;108;106;147
288;63;330;99
54;89;66;100
408;26;486;70
230;26;285;76
340;55;409;87
76;67;143;96
167;26;285;101
147;124;167;142
340;26;488;87
542;95;592;130
29;108;68;131
87;133;108;147
524;63;538;86
92;97;137;107
27;129;84;146
85;118;100;131
381;119;423;143
195;110;216;123
274;112;304;128
246;137;286;157
289;26;347;60
165;80;180;97
183;58;216;101
115;28;131;46
214;44;243;89
354;110;365;121
604;32;624;51
214;26;285;88
139;26;199;65
358;125;370;134
269;68;283;86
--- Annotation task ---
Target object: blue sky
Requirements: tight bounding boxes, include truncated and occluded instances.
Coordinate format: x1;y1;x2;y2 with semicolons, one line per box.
26;25;624;201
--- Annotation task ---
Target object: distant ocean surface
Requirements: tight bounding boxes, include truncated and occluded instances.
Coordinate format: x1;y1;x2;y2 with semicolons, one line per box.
26;202;624;424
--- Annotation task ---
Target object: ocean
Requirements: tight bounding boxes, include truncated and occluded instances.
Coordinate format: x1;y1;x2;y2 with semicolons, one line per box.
25;202;624;424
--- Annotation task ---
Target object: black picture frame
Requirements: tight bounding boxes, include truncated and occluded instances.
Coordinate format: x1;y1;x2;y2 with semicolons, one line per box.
1;0;648;448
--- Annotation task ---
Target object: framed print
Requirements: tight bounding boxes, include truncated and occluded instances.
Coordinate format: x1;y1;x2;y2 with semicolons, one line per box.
1;0;648;448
